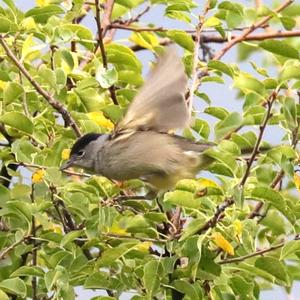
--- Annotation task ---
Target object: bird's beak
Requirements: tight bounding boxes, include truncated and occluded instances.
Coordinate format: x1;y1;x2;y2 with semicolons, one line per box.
60;157;76;171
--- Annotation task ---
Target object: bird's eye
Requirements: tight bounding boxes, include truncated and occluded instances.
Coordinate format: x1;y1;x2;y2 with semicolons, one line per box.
77;150;85;157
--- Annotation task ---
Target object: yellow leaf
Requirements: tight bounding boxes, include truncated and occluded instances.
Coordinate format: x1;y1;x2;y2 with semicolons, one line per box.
212;232;234;256
87;112;114;130
61;148;71;160
294;173;300;193
108;223;127;236
32;169;45;184
198;178;218;189
36;0;49;6
233;219;243;237
20;17;36;30
52;224;62;234
0;80;7;90
135;242;152;252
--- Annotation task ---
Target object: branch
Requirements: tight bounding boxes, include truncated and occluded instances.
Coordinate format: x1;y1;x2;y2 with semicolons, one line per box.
239;89;279;187
0;235;30;260
197;198;234;234
101;0;115;36
202;30;300;44
187;2;211;117
219;235;300;265
0;36;81;138
94;0;118;105
30;184;37;300
213;0;294;60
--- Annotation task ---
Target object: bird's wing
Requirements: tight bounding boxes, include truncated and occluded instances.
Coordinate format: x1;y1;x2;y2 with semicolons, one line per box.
115;48;189;134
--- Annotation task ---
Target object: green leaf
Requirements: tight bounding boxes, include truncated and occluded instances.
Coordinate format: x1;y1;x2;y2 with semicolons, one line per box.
143;260;162;297
255;256;290;285
3;82;24;104
204;106;229;120
234;74;265;96
279;66;300;82
192;119;210;139
249;187;287;216
60;230;83;247
280;240;300;260
172;280;203;300
0;112;33;135
215;112;243;140
166;30;194;52
208;60;233;77
99;242;138;266
0;278;26;298
96;66;118;88
25;5;64;23
204;16;221;28
0;16;14;33
280;17;296;30
11;266;45;278
84;272;111;289
164;190;200;209
282;97;297;128
259;40;299;59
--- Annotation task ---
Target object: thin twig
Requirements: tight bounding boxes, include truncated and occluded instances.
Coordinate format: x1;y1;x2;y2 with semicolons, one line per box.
187;2;211;117
213;0;294;60
94;0;118;105
102;233;167;243
101;0;115;36
0;36;81;137
219;235;300;265
197;198;234;234
240;89;279;187
0;235;30;260
30;184;37;300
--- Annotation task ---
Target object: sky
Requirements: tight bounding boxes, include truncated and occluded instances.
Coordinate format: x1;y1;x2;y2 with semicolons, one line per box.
1;0;299;299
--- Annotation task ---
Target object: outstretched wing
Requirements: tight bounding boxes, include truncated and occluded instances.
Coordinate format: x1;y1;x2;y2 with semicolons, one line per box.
116;48;189;133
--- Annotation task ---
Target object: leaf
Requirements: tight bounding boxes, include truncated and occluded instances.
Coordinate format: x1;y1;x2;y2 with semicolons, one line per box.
164;190;200;209
204;16;221;28
192;119;210;139
249;187;287;216
280;240;300;260
212;232;234;255
11;266;45;278
208;60;233;77
130;31;159;51
84;272;111;289
215;112;243;140
99;242;138;266
280;16;296;30
143;260;162;297
172;280;203;300
0;112;33;135
166;30;194;52
234;74;265;96
3;82;24;104
96;66;118;88
255;256;290;285
25;4;64;23
204;106;229;120
0;16;14;33
60;230;83;247
0;278;26;298
259;40;299;59
279;66;300;82
0;290;9;300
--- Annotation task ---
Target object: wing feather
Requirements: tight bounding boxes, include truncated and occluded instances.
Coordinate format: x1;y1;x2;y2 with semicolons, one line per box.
116;48;189;133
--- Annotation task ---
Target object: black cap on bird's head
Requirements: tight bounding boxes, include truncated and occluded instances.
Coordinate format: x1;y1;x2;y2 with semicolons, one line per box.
60;133;102;171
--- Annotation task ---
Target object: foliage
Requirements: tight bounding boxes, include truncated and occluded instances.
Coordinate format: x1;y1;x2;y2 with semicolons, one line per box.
0;0;300;299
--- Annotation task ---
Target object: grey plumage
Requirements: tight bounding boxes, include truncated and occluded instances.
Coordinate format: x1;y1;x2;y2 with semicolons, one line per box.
61;49;214;191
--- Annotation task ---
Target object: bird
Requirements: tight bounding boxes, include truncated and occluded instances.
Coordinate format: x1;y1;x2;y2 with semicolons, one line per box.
60;48;214;192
